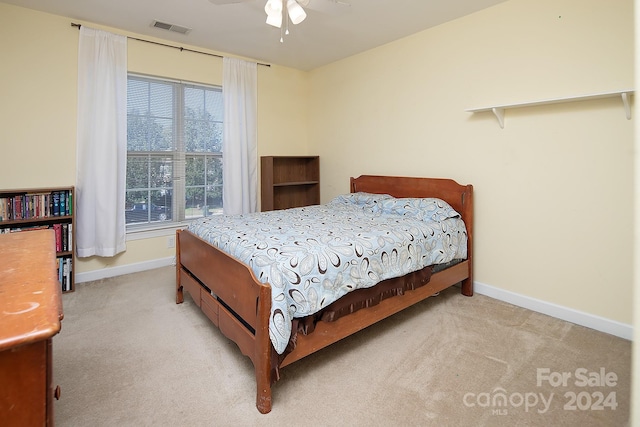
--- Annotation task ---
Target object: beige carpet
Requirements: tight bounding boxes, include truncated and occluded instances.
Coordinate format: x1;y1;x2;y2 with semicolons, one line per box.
54;267;631;426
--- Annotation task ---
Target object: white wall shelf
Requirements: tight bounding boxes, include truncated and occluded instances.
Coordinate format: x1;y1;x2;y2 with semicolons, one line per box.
466;89;634;128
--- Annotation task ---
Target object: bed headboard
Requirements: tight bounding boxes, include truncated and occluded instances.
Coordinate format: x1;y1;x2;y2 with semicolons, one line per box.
350;175;472;218
350;175;474;259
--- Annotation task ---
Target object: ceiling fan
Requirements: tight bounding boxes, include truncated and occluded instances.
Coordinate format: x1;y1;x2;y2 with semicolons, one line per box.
264;0;308;28
209;0;350;29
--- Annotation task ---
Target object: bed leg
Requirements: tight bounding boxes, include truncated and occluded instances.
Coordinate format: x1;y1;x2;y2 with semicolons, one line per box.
176;230;184;304
255;345;273;413
176;267;184;304
256;380;272;414
461;277;473;297
255;285;273;413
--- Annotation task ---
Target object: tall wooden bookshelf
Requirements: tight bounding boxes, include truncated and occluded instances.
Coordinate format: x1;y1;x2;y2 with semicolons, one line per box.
261;156;320;211
0;186;75;292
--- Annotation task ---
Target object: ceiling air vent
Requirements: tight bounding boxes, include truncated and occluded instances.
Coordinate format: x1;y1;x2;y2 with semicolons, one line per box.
151;20;192;35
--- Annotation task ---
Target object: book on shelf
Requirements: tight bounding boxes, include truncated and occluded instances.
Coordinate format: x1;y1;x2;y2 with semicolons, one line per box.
52;192;60;216
57;257;73;292
0;190;71;221
53;224;62;252
62;223;68;252
59;192;66;217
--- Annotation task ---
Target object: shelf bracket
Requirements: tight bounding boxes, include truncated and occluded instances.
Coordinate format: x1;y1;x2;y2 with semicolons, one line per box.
491;107;505;128
621;92;631;120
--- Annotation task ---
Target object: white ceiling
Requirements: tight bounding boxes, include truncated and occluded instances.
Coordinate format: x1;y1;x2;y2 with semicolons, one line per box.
4;0;509;71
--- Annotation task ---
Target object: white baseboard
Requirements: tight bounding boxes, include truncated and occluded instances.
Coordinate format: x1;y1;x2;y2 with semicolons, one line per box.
473;281;633;341
75;262;633;341
75;256;175;284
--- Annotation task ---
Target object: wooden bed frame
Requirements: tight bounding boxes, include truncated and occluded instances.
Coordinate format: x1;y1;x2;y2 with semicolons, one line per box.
175;175;474;413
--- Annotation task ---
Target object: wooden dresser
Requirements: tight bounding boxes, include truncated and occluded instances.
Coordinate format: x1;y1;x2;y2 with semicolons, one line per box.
0;229;63;426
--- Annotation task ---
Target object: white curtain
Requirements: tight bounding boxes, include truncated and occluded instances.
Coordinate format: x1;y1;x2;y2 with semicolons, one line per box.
75;27;127;257
222;57;258;215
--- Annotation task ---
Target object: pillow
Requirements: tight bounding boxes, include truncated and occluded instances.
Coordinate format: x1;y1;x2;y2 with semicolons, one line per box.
330;192;393;207
378;197;460;222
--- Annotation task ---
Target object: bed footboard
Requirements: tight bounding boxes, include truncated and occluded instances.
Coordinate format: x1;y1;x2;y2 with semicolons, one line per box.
176;229;274;413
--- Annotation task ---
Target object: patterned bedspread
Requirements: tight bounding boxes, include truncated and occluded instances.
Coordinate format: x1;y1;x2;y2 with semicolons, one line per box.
188;192;468;354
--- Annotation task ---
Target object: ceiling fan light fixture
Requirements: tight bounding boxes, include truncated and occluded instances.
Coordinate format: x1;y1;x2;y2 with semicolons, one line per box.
287;0;307;25
264;0;282;14
265;0;283;27
266;12;283;28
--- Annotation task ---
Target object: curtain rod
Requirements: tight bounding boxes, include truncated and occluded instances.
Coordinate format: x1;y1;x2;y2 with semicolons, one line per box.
71;23;270;68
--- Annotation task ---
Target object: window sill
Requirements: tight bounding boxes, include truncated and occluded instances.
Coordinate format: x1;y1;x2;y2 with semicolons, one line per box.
126;222;189;241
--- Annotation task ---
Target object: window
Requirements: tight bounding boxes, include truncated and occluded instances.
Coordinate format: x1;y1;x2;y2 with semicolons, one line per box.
126;75;223;228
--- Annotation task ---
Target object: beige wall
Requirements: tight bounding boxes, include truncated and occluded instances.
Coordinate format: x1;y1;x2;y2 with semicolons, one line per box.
0;4;78;188
0;3;310;275
308;0;634;325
